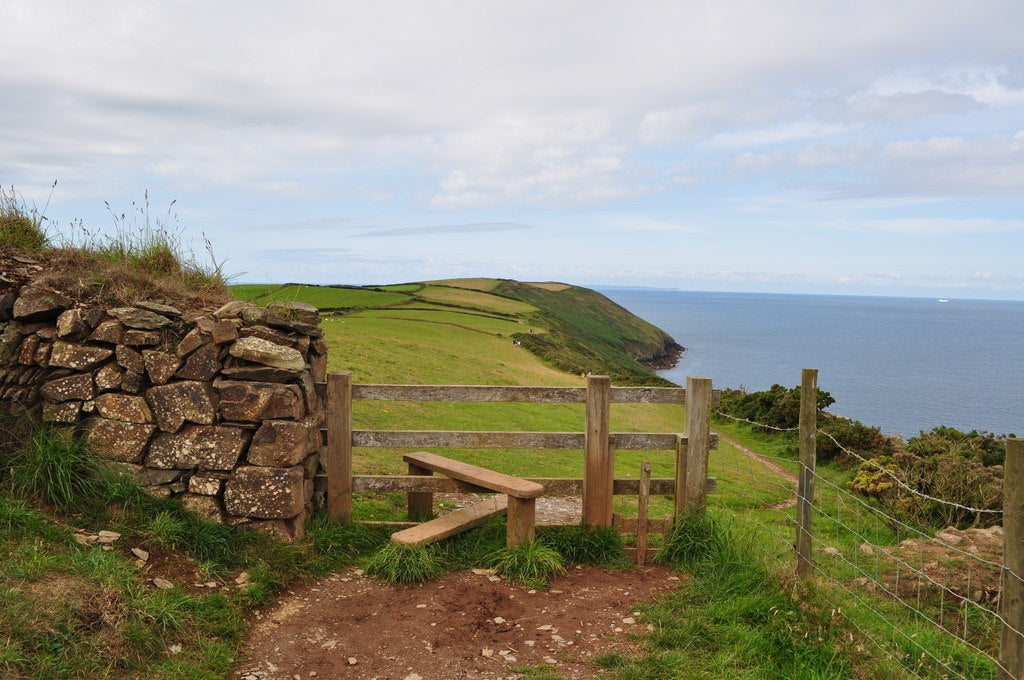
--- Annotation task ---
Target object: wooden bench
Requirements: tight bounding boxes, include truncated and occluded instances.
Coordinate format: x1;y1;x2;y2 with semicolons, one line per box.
390;451;545;548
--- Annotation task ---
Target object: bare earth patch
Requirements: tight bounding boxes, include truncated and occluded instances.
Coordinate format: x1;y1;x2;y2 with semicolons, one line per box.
234;565;683;680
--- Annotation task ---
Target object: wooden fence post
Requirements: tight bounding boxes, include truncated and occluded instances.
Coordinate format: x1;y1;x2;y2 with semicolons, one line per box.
796;368;818;578
583;374;613;528
674;434;688;516
999;438;1024;679
325;371;353;521
683;376;712;513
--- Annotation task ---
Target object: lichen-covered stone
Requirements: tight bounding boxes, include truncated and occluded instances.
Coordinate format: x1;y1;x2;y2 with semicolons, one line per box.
146;380;217;432
56;308;89;340
108;306;173;330
180;493;223;522
94;393;153;423
175;328;205;358
267;301;320;327
188;475;223;495
116;344;145;373
147;425;249;470
122;329;163;346
89;320;124;344
211;319;241;344
43;400;82;423
12;287;72;322
213;300;249;319
220;365;303;383
142;350;180;385
216;380;304;422
120;371;146;394
86;417;156;462
94;363;123;392
229;336;305;371
48;341;113;371
41;373;94;402
0;322;21;363
238;324;295;349
248;417;321;467
135;301;182;317
17;335;40;365
224;465;305;519
174;342;219;380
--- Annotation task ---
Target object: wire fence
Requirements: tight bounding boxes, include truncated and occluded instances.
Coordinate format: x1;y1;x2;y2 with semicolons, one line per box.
710;406;1021;679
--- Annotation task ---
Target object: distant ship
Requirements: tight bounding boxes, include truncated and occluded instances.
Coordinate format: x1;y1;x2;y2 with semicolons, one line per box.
938;299;950;303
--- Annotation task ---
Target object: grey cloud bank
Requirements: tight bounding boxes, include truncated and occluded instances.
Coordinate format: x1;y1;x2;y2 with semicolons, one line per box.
2;1;1023;299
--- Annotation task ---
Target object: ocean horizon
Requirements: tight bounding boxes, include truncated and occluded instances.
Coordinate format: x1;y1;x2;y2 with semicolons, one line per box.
597;287;1023;439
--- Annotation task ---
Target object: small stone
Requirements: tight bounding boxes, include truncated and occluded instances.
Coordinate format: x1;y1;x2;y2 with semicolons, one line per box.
622;617;636;624
537;624;553;631
131;547;150;561
493;616;505;624
97;530;121;544
152;578;174;590
858;543;875;555
168;643;182;654
481;648;494;658
347;657;357;666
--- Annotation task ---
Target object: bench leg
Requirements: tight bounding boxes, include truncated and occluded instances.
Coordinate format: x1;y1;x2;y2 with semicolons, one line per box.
507;496;536;548
408;463;433;521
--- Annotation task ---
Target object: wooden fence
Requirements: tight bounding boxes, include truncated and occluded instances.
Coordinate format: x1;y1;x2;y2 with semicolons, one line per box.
319;372;716;535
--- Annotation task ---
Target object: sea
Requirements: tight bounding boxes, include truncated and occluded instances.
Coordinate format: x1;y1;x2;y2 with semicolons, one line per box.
597;288;1024;439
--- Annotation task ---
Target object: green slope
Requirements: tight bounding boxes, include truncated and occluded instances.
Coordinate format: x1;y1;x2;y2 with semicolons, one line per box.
232;279;682;386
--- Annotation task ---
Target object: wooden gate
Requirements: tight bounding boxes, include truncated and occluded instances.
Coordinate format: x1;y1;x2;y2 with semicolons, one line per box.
319;372;716;545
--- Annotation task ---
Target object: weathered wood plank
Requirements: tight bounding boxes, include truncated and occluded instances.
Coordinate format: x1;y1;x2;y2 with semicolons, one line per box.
624;547;659;563
330;474;716;496
613;515;673;534
403;452;545;498
390;497;508;546
325;372;352;521
407;461;433;521
635;461;652;565
507;496;536;547
341;429;717;451
354;384;587;403
314;382;723;405
583;375;613;528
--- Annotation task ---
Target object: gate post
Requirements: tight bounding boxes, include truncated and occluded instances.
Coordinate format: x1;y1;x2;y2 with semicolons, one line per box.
999;438;1024;679
583;374;613;528
325;371;353;521
796;368;818;578
682;376;712;513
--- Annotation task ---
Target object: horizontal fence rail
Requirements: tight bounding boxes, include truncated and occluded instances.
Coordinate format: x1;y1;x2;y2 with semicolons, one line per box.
322;372;717;532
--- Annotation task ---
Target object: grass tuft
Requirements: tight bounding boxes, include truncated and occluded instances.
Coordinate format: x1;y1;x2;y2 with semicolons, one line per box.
365;543;445;584
538;524;627;567
3;425;106;513
0;185;49;251
488;541;566;588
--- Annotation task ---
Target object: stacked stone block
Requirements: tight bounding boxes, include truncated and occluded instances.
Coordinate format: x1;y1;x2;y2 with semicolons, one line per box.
0;285;327;540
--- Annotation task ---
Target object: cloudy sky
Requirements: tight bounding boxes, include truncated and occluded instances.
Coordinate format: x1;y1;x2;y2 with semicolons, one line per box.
3;1;1023;299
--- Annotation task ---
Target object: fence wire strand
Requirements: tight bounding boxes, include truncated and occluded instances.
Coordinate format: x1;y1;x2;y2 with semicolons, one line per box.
712;411;1016;679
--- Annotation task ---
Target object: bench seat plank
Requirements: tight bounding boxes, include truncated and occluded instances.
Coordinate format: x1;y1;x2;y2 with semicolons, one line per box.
390;496;508;546
402;452;544;499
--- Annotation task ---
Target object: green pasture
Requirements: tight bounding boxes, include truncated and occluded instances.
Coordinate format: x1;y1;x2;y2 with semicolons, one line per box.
416;284;537;315
232;283;409;309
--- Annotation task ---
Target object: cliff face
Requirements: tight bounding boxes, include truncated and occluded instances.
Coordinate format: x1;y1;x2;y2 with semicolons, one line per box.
493;280;683;386
1;247;326;541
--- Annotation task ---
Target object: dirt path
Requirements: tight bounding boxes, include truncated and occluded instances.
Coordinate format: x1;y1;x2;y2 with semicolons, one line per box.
719;435;799;509
234;564;684;680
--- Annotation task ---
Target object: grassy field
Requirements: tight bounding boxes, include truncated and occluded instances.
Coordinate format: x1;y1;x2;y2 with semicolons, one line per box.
1;276;982;679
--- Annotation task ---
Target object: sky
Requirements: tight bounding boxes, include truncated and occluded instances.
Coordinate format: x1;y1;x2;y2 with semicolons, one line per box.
3;1;1024;300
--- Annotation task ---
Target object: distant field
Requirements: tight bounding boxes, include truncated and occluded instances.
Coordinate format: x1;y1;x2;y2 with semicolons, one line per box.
527;281;572;291
416;285;537;315
231;284;409;309
425;278;499;292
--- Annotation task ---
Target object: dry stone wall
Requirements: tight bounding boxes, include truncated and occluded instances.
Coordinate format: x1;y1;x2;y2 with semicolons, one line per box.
0;283;328;540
